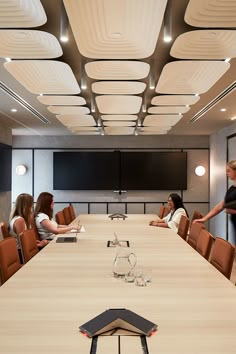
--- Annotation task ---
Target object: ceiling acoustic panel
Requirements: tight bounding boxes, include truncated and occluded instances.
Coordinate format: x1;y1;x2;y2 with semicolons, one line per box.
185;0;236;28
0;30;62;59
151;95;200;106
47;106;90;115
4;60;81;95
68;127;99;131
0;0;47;28
171;30;236;60
92;81;146;95
155;61;230;94
103;121;136;127
96;95;142;114
148;106;190;114
139;127;168;135
85;61;150;80
63;0;167;59
104;127;135;135
37;96;86;106
143;115;182;126
72;131;101;135
101;115;138;121
56;115;96;127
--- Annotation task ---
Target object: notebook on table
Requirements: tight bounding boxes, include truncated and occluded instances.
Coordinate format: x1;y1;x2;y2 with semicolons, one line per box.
56;236;77;243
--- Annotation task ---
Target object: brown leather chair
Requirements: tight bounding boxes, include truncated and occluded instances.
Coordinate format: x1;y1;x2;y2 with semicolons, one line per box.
30;215;40;241
0;221;10;239
196;229;213;260
55;210;65;225
210;237;235;279
63;207;72;225
20;229;39;264
158;205;169;219
68;204;76;221
187;222;204;249
191;210;203;225
177;215;190;241
0;237;22;284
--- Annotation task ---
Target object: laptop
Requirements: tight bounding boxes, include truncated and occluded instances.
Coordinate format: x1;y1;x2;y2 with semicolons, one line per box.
56;236;77;243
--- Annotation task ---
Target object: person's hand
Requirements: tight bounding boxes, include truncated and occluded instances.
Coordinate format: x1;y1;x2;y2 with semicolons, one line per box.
193;218;205;224
150;221;159;226
37;239;49;247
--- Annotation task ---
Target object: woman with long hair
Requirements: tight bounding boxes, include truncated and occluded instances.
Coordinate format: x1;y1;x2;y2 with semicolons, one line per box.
150;193;188;233
34;192;80;240
9;193;48;263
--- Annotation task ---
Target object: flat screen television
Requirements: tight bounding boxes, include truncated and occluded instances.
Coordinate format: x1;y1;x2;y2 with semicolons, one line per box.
0;143;12;192
120;152;187;190
53;151;187;191
53;151;120;190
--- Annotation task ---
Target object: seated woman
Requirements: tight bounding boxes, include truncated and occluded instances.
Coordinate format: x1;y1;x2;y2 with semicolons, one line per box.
34;192;81;240
9;193;48;263
149;193;188;233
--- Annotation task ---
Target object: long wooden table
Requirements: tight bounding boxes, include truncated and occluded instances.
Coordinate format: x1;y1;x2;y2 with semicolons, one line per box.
0;214;236;353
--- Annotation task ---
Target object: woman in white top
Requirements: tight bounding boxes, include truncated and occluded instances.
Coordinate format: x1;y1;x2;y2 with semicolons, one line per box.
149;193;188;233
34;192;81;240
9;193;48;263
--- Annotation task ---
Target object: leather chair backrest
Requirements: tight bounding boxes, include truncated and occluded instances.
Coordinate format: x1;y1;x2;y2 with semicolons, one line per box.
210;237;235;279
196;229;213;260
0;221;10;239
55;211;65;225
187;222;204;249
63;207;72;225
0;237;22;283
177;215;190;240
20;229;39;263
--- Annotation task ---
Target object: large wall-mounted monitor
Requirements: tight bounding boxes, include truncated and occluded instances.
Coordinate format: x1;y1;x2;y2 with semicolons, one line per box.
53;151;187;191
0;143;12;192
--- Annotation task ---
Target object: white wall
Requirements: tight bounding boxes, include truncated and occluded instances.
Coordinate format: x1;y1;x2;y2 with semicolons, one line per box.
210;121;236;243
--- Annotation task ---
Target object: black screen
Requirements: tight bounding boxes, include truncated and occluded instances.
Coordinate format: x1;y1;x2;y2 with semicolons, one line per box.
120;152;187;190
53;151;120;190
53;151;187;191
0;143;12;192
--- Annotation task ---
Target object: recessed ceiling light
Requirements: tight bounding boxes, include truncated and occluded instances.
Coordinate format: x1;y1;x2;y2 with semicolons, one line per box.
60;35;69;42
11;108;17;112
163;35;172;43
220;108;226;112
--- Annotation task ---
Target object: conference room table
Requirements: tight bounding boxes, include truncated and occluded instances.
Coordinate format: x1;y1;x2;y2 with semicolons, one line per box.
0;214;236;353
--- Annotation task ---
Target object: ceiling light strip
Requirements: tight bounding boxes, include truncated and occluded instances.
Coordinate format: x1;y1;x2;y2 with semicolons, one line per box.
188;80;236;123
0;81;51;124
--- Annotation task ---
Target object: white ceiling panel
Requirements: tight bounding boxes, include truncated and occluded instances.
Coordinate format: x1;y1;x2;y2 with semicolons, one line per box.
185;0;236;28
4;60;81;94
85;61;150;80
151;95;200;106
72;131;101;135
171;30;236;60
143;115;182;126
56;115;96;127
103;121;136;127
101;115;138;121
37;96;86;106
104;127;135;135
139;127;168;134
47;106;90;115
148;106;190;114
92;81;146;95
155;61;230;94
0;0;47;28
0;30;62;59
64;0;167;59
68;127;99;131
96;95;142;114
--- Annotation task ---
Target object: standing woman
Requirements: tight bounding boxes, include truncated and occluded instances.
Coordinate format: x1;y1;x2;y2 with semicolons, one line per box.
9;193;48;263
34;192;80;240
150;193;188;233
194;160;236;237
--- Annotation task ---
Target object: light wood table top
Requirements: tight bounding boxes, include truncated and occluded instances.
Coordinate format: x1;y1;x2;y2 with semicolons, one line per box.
0;214;236;353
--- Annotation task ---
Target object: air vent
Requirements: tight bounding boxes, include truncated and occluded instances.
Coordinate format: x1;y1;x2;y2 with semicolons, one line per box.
189;81;236;123
0;81;51;124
